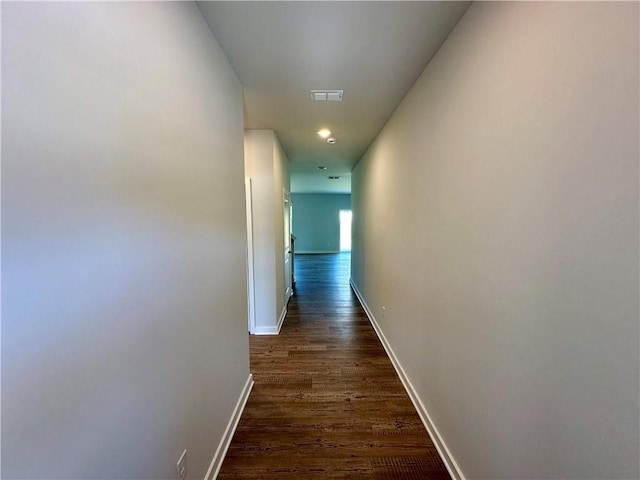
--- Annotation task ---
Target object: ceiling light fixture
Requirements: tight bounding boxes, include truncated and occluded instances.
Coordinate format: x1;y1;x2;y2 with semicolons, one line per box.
317;129;331;139
318;166;327;170
326;137;336;144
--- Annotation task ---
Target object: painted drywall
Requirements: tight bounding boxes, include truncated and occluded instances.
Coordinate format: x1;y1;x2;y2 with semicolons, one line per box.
244;130;290;333
351;2;639;479
291;194;351;253
273;136;291;317
245;130;277;334
2;3;250;478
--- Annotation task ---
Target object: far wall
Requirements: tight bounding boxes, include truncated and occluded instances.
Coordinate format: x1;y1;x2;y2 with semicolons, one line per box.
292;194;351;253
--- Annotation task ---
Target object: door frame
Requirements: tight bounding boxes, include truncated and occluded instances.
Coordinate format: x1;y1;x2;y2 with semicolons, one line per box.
283;188;292;300
245;178;257;334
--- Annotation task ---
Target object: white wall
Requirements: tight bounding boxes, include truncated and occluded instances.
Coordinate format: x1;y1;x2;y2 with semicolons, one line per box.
2;3;250;478
244;130;290;334
351;3;639;479
273;137;291;319
245;130;277;334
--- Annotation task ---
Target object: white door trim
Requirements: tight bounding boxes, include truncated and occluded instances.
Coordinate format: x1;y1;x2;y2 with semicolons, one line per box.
245;178;256;334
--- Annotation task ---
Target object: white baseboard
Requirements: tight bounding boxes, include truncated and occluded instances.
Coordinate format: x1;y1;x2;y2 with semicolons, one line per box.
349;279;465;480
204;374;254;480
295;250;340;254
277;304;286;332
251;305;287;335
251;325;279;335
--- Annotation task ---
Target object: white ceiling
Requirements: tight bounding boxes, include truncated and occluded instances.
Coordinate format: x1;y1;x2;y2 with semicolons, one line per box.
198;1;471;193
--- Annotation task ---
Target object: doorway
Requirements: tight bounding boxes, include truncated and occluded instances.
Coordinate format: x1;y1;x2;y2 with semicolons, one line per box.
339;210;352;252
284;189;292;299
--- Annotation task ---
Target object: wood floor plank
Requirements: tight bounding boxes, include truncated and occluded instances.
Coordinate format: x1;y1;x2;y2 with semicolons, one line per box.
217;253;450;480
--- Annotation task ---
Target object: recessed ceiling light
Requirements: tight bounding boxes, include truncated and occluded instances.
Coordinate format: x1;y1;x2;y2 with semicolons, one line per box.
327;137;336;144
318;166;327;170
317;129;331;139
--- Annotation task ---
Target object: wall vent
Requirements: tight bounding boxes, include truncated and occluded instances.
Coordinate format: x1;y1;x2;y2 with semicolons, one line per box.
310;90;343;102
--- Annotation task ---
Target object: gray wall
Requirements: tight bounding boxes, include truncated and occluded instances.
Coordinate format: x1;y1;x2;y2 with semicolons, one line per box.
272;136;292;316
244;130;291;334
2;3;250;478
292;194;351;253
351;2;639;479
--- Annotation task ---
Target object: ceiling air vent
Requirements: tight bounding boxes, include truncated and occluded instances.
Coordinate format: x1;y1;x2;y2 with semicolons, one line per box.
328;176;341;180
310;90;343;102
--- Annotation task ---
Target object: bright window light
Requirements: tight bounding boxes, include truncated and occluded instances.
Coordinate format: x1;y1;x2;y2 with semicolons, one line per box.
340;210;352;252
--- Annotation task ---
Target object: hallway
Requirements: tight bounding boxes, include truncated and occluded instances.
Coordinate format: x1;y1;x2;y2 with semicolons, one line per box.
218;254;450;479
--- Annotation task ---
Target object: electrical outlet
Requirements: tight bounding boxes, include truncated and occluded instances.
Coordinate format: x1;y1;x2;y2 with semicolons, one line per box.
177;449;187;480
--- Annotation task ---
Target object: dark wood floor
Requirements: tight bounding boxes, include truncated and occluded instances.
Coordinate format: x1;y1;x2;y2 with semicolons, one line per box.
217;253;450;479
